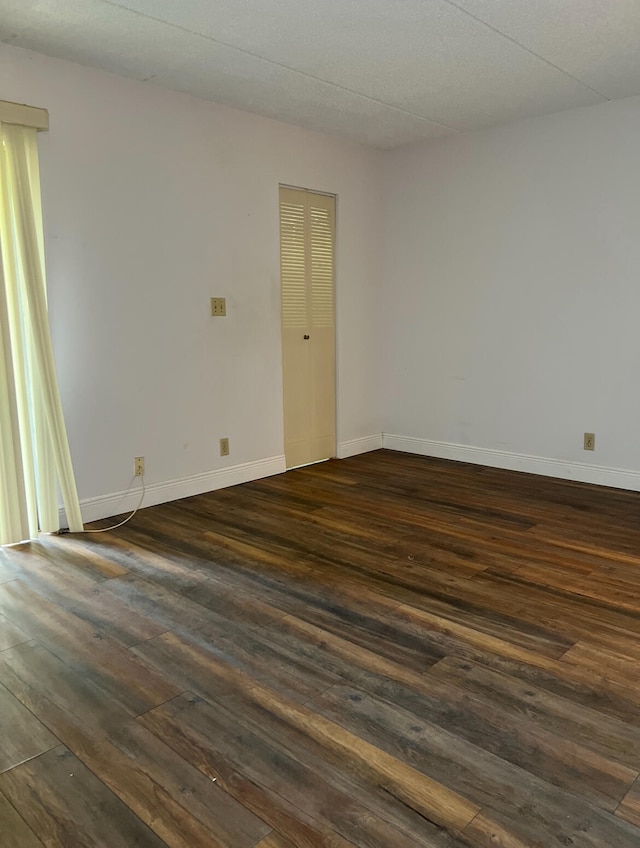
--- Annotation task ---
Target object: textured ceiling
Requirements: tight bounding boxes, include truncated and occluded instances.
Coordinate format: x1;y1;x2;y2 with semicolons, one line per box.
1;1;639;148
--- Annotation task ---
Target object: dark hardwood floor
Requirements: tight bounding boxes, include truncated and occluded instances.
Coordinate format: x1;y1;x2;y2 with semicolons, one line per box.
2;449;640;847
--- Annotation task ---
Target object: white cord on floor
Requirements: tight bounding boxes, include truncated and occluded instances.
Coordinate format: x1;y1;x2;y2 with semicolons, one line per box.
82;475;146;534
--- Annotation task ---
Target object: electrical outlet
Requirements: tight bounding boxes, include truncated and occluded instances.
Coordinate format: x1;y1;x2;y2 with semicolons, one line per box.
210;297;226;316
583;433;595;451
134;456;145;476
219;437;230;457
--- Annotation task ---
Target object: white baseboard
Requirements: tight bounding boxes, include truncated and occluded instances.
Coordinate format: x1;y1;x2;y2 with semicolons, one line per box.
60;454;286;526
337;434;383;459
382;434;640;492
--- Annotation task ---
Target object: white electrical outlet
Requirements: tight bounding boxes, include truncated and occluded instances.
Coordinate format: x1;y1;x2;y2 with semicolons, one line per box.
134;456;145;476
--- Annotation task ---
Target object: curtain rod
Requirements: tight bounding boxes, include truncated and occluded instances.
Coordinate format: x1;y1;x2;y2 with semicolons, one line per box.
0;100;49;131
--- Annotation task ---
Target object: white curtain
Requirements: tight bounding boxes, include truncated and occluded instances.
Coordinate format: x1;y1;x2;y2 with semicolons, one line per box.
0;121;83;544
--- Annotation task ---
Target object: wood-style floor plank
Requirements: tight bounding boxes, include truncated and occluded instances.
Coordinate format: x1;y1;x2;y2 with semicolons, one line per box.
135;631;480;833
254;834;297;848
617;777;640;828
0;642;271;848
307;683;640;848
3;450;640;847
429;654;640;770
0;682;58;773
0;746;168;848
0;790;44;848
141;692;456;848
257;613;636;812
0;580;179;715
386;602;640;722
0;613;30;652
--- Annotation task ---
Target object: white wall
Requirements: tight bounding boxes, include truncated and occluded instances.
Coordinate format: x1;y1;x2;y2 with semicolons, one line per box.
382;97;640;487
1;44;382;518
7;41;640;511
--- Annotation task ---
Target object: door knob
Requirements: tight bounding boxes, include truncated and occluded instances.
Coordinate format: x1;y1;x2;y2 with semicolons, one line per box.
303;334;310;339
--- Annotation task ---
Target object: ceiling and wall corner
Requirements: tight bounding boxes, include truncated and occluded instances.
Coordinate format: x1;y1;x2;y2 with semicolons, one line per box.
2;1;640;149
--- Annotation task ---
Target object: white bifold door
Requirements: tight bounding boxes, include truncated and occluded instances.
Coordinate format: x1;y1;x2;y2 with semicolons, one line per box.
279;187;336;469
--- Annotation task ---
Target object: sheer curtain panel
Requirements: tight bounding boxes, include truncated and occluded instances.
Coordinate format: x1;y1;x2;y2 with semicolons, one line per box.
0;119;83;544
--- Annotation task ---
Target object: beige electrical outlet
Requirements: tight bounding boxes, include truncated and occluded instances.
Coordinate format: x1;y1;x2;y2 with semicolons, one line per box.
210;297;226;316
134;456;145;476
583;432;595;451
219;437;230;456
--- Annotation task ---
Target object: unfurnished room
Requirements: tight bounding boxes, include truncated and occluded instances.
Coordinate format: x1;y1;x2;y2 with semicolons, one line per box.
2;2;640;847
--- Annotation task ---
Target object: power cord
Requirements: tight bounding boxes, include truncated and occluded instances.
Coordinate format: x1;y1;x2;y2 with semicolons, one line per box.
81;475;146;534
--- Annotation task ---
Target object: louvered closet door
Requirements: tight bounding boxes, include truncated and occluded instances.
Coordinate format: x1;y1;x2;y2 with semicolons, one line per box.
280;187;336;469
